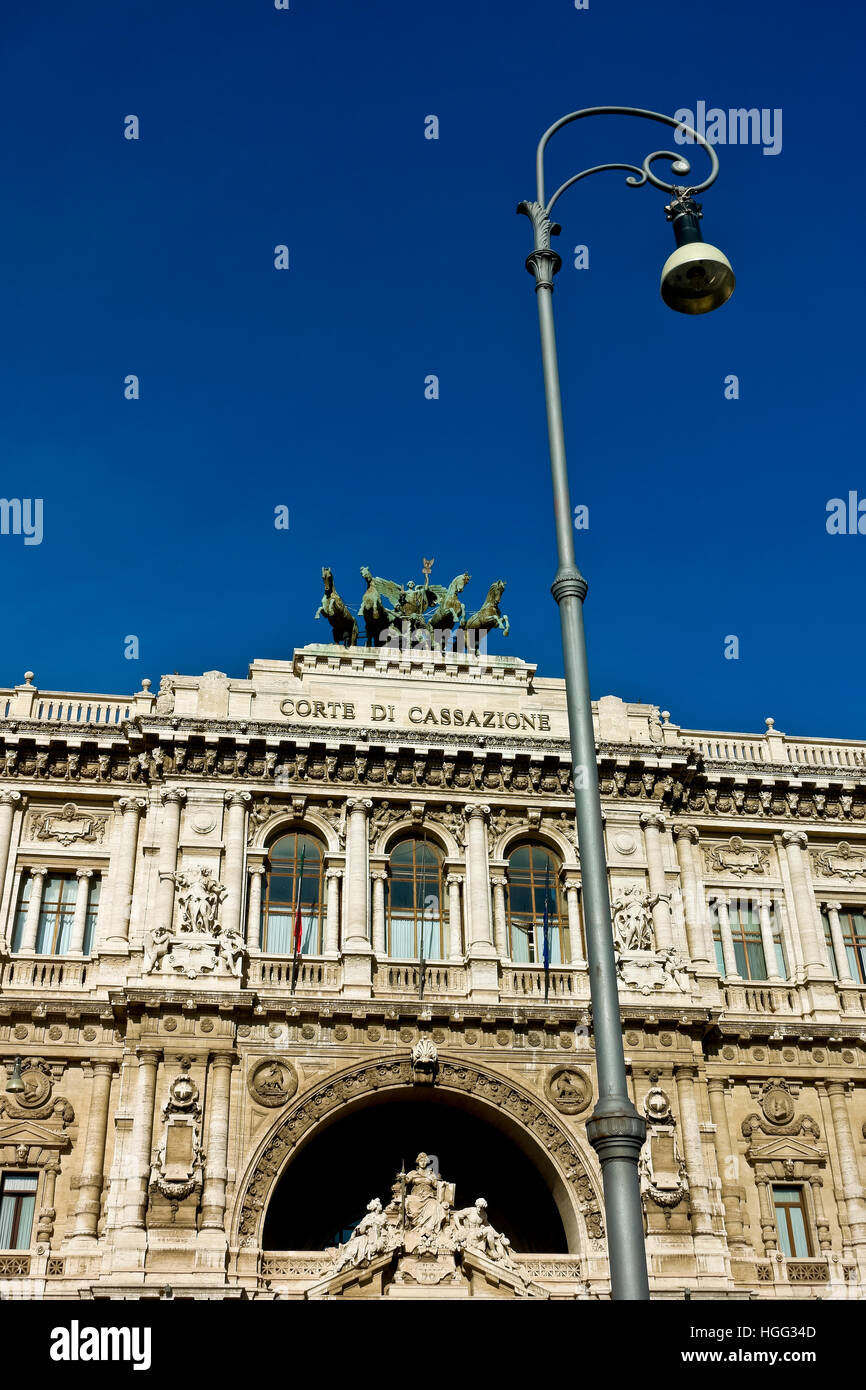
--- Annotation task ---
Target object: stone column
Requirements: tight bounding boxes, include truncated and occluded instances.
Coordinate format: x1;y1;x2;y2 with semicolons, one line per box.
246;864;265;949
222;791;251;937
68;868;94;954
824;901;853;981
781;831;828;973
824;1082;866;1247
674;1066;714;1236
0;790;22;886
201;1053;234;1232
371;869;388;954
18;865;48;953
344;799;372;948
464;805;494;954
447;874;464;960
673;825;710;965
563;877;584;965
36;1158;61;1243
706;1077;747;1246
714;896;740;979
324;868;342;953
103;797;147;950
640;812;673;951
808;1175;832;1252
122;1049;160;1230
155;788;186;934
490;875;507;957
756;1177;778;1253
759;896;782;982
71;1062;114;1240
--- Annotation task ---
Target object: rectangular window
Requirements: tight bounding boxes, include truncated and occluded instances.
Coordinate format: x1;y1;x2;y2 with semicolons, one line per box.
773;1184;811;1257
709;900;726;975
10;872;99;955
0;1172;38;1250
821;909;839;979
82;875;100;955
842;908;866;984
729;901;766;980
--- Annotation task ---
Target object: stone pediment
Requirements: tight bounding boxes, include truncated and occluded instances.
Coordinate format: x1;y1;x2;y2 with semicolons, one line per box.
305;1244;547;1300
745;1134;825;1164
0;1118;70;1146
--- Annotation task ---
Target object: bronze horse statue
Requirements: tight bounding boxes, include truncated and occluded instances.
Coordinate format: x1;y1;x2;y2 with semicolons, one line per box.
314;567;358;648
460;579;510;646
359;567;393;647
428;572;471;632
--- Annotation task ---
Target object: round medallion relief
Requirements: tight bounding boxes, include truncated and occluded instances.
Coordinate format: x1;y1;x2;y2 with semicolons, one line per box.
659;1033;673;1048
496;1031;511;1047
13;1026;28;1041
559;1035;573;1049
722;1046;735;1060
527;1032;542;1048
335;1026;349;1041
247;1058;298;1109
83;1027;97;1042
200;1019;214;1034
783;1048;796;1062
813;1049;825;1063
465;1032;477;1045
301;1025;316;1041
190;813;217;835
753;1048;766;1062
268;1024;282;1039
16;1064;52;1109
432;1029;446;1044
48;1026;63;1041
545;1066;593;1115
163;1018;178;1032
366;1028;381;1043
843;1050;856;1065
760;1084;794;1127
237;1025;251;1038
612;833;636;855
399;1028;414;1043
626;1031;641;1047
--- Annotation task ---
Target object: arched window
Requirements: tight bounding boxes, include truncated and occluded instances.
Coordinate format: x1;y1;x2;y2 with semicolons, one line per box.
262;833;324;954
387;839;446;960
506;844;568;964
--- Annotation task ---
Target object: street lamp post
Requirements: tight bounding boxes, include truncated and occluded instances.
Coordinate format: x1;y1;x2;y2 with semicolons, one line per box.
518;107;734;1302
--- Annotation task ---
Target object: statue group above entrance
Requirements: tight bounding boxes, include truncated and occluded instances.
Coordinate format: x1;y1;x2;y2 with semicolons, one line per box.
315;1152;541;1297
315;565;510;649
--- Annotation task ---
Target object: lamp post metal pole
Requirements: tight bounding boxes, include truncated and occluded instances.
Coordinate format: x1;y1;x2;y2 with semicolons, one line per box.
518;107;726;1301
529;243;650;1303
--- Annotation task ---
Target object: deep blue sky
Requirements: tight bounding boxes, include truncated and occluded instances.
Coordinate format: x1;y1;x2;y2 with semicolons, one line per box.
1;0;863;739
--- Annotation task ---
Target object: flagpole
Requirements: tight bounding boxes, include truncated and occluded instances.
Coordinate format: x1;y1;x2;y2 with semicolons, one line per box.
542;858;551;1003
290;843;305;996
418;829;427;1001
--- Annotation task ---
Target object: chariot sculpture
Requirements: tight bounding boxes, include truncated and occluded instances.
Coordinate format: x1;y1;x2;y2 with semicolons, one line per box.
315;564;510;648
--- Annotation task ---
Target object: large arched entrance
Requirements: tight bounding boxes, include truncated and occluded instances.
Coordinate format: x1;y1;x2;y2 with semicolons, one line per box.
262;1092;568;1253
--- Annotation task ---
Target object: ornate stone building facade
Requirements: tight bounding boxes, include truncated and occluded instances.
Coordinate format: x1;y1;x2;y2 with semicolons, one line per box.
1;645;865;1299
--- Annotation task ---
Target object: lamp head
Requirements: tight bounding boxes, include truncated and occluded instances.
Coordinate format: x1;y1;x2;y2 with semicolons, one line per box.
660;242;735;314
660;187;735;315
6;1057;25;1094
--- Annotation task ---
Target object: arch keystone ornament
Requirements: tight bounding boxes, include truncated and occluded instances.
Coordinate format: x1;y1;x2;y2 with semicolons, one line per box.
235;1054;604;1251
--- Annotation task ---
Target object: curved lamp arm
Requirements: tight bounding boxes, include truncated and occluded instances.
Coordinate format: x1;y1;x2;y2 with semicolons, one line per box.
518;106;720;251
536;105;718;210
